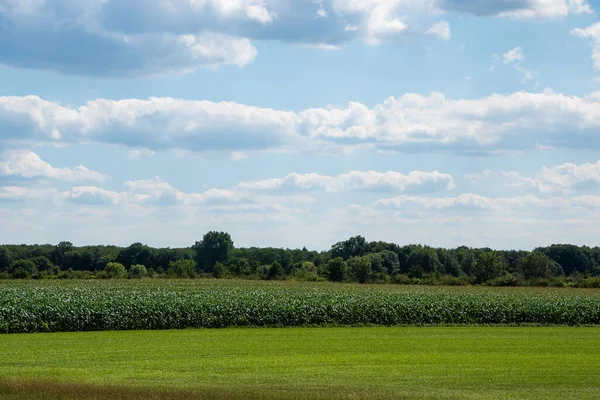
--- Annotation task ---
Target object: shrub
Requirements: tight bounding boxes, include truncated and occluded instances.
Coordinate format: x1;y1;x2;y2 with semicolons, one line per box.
167;259;195;278
8;260;38;279
104;262;127;279
129;264;148;278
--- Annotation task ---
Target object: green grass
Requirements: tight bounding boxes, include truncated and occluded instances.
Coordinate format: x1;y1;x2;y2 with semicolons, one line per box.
2;279;600;333
1;327;599;399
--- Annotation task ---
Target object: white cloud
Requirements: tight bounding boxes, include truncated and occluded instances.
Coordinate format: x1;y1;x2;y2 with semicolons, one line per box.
239;170;454;193
503;47;525;64
229;151;248;161
0;0;453;76
508;160;600;193
426;21;451;40
370;193;600;218
128;149;156;159
573;23;600;71
0;150;104;182
5;91;600;155
463;169;492;184
491;47;538;85
442;0;592;19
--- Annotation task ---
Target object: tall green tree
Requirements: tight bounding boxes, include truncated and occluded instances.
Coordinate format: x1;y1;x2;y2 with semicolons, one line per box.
0;247;12;272
192;232;234;273
472;251;505;283
330;236;367;260
406;247;443;276
349;256;372;283
326;257;347;282
520;252;562;280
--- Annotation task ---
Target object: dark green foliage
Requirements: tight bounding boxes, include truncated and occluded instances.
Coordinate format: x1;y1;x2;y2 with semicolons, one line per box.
379;250;400;276
0;281;599;333
535;244;594;276
8;260;38;279
330;235;367;260
117;243;154;269
192;231;233;273
167;259;196;278
0;248;12;273
520;252;561;280
2;234;600;286
326;257;347;282
267;260;284;280
348;256;372;283
472;251;505;284
406;247;443;276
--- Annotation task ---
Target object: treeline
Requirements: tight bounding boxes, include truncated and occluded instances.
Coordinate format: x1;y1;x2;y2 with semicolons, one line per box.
1;232;600;287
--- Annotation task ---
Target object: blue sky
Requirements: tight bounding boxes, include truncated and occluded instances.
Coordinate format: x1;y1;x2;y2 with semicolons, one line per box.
2;0;600;250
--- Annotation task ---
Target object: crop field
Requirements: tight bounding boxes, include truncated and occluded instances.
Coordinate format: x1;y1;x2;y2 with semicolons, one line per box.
1;279;599;333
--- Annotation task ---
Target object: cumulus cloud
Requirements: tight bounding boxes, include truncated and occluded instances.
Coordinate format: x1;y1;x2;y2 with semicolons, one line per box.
238;170;454;193
0;1;257;76
0;0;456;76
508;160;600;193
0;149;104;183
573;23;600;72
62;176;251;208
5;91;600;155
371;193;600;217
440;0;592;19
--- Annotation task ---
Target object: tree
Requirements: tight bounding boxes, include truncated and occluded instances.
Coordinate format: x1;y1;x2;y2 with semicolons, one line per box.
8;259;38;279
379;250;400;276
330;236;367;260
104;262;127;278
129;264;148;278
192;232;234;273
0;247;12;272
31;256;58;275
472;251;505;283
519;252;562;280
535;244;593;276
167;259;195;278
406;247;443;275
50;241;73;269
326;257;347;282
349;256;372;283
437;249;461;276
292;261;319;281
267;260;284;280
117;243;154;269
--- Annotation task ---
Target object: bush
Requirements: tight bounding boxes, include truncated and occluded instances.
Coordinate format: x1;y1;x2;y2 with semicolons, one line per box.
393;274;411;285
129;264;148;278
104;262;127;279
167;259;195;278
8;260;38;279
485;273;520;287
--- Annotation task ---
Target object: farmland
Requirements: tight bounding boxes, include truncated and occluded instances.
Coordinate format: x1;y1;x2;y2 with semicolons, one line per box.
1;280;599;333
1;327;600;399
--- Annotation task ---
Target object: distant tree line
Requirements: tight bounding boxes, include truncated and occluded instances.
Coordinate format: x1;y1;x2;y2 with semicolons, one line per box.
1;232;600;287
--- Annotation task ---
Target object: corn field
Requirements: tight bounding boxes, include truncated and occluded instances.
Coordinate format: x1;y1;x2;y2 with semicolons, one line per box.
1;280;599;333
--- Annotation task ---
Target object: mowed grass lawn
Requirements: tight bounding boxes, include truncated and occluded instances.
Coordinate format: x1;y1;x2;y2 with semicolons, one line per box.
1;327;599;399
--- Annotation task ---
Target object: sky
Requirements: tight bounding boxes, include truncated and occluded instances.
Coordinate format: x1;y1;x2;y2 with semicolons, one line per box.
1;0;600;251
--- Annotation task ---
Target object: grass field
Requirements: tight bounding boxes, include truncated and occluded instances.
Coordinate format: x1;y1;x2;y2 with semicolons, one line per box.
1;327;599;399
